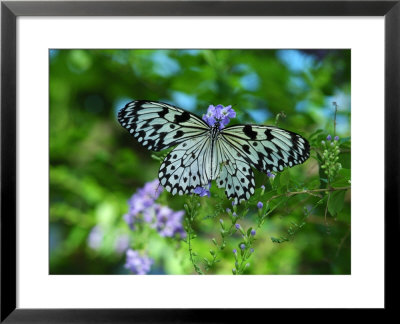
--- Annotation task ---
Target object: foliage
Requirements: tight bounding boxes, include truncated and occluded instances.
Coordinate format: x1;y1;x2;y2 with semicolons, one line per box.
50;49;351;274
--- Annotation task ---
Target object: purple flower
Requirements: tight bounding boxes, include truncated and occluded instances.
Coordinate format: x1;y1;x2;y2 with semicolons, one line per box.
124;179;163;230
124;249;153;275
142;207;156;223
267;172;275;178
123;180;186;239
257;202;263;209
123;213;135;230
233;249;237;254
250;248;254;253
261;185;265;190
334;135;339;141
153;205;186;238
226;208;231;213
131;179;163;212
87;226;103;250
194;182;211;197
326;135;332;141
202;105;219;127
219;105;236;128
193;186;210;197
235;224;240;229
251;229;256;236
240;243;246;250
202;104;236;129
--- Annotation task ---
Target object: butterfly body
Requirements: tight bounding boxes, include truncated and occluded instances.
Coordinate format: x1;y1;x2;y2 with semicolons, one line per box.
118;100;310;204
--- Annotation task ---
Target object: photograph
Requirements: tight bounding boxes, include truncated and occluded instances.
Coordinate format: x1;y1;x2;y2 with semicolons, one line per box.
49;49;351;275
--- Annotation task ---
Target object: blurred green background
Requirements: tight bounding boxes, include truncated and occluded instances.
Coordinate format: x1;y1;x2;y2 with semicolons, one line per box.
50;49;351;274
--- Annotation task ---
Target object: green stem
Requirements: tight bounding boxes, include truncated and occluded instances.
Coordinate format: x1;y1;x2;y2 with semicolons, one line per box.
185;197;203;275
265;186;350;204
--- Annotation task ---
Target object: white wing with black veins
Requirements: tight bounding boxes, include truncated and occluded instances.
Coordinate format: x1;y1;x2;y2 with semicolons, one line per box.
118;100;209;151
221;124;310;174
215;139;255;204
158;135;217;195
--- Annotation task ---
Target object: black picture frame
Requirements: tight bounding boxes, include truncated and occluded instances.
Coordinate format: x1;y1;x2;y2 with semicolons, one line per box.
1;0;398;321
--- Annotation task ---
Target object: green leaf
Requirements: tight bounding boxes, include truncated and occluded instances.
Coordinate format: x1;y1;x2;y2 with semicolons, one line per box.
280;169;290;188
270;236;289;244
339;152;351;169
307;179;321;189
338;168;351;180
328;190;346;216
330;168;351;187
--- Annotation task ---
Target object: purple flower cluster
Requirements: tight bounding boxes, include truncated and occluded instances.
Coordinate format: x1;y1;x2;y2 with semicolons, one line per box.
267;172;275;179
327;134;339;141
124;249;153;275
124;179;163;230
194;182;211;197
202;104;236;129
124;179;186;239
152;205;186;238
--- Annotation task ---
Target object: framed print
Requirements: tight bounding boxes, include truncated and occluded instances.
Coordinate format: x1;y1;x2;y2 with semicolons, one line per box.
1;0;398;321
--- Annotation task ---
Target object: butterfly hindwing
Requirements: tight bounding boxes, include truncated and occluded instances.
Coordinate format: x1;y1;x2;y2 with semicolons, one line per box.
158;135;214;196
216;139;255;204
118;100;209;151
221;124;310;174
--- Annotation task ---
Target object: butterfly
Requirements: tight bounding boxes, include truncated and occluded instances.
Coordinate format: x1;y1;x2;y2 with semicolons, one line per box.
118;100;310;204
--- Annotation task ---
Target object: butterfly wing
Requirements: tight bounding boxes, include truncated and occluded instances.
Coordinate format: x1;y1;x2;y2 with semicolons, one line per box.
215;139;255;204
220;124;310;174
118;100;209;151
158;135;215;195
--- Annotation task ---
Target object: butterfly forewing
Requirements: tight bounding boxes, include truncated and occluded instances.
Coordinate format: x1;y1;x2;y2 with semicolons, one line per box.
118;100;209;151
221;124;310;174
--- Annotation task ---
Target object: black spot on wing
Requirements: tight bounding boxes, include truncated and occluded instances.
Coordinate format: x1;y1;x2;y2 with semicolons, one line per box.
264;128;273;140
242;145;250;154
173;130;184;139
158;108;168;118
174;111;191;123
243;125;258;140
